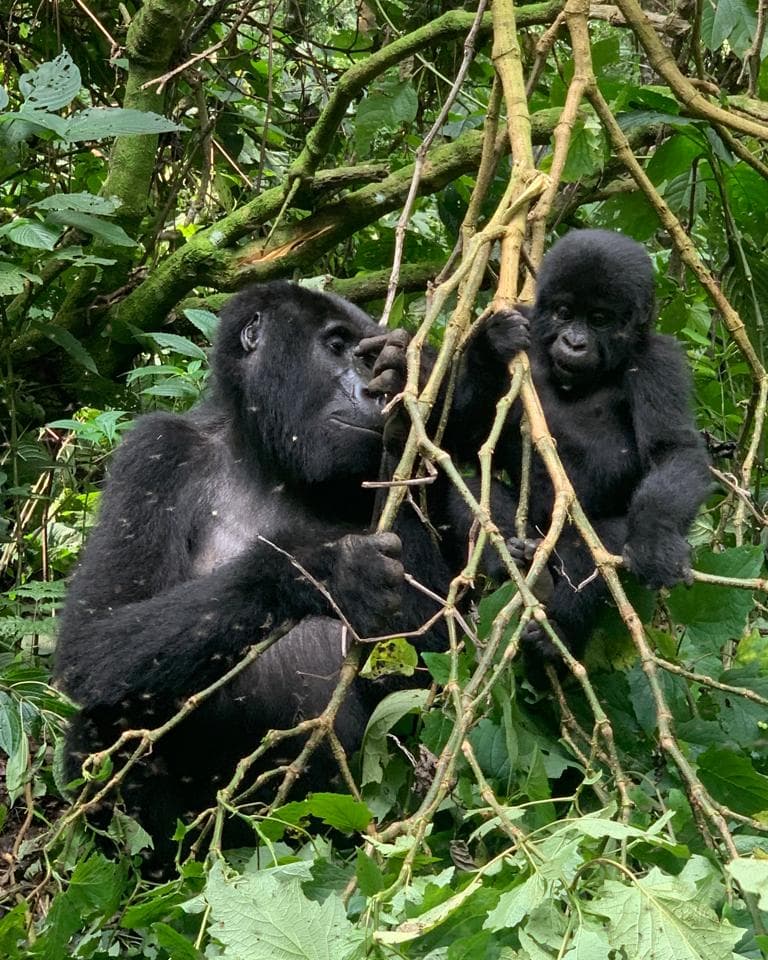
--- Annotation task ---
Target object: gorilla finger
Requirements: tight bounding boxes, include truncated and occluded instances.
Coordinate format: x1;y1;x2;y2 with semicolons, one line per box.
384;328;411;348
370;532;402;560
355;334;389;358
380;558;405;587
682;566;694;587
373;342;407;374
367;369;403;396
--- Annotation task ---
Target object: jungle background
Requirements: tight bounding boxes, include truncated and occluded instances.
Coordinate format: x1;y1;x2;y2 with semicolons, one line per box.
1;0;768;957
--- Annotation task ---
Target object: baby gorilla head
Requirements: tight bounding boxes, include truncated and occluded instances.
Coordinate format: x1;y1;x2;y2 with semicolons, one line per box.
534;229;656;388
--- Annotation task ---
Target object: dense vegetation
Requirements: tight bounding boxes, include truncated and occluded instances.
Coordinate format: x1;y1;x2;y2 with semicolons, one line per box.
1;1;768;957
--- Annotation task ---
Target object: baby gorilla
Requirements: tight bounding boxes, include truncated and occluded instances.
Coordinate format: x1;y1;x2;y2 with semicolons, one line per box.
451;229;711;675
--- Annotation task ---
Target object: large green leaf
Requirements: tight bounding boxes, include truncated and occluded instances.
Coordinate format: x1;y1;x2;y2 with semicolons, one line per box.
698;747;768;816
63;107;183;142
0;219;61;250
144;332;208;359
355;79;417;154
32;193;121;216
667;546;764;657
19;50;81;111
45;210;136;246
361;688;429;785
588;867;746;959
205;867;363;960
0;262;40;296
33;322;99;374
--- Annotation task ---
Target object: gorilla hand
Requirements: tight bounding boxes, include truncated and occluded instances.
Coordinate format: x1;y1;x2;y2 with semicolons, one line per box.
355;328;411;397
323;532;404;637
480;308;531;362
356;329;414;454
623;532;694;589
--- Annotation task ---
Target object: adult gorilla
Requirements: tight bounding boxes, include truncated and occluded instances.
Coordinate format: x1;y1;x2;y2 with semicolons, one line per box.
449;230;711;673
55;282;484;862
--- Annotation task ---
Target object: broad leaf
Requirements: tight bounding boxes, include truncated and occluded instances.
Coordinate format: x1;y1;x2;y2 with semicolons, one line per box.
361;688;429;785
45;210;136;246
205;867;363;960
32;193;121;215
64;107;183;142
19;50;81;111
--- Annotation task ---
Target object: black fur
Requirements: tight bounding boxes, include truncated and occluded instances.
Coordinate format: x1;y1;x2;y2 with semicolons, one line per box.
54;281;497;863
451;229;711;671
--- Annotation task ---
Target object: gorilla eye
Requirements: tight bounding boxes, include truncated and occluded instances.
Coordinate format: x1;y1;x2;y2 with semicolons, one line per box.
555;305;572;321
240;316;261;352
590;311;611;327
324;327;350;356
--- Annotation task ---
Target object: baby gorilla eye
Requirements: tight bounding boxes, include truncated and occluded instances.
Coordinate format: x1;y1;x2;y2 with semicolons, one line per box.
554;304;572;321
590;310;611;327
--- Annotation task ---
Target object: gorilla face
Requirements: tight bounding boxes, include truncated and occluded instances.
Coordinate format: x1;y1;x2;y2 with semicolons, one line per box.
214;282;386;486
533;229;656;390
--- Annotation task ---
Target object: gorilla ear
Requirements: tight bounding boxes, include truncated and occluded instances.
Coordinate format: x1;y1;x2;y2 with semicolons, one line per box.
240;314;262;352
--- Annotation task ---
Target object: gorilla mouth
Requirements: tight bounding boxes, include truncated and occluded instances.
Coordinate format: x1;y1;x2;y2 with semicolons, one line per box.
329;416;383;437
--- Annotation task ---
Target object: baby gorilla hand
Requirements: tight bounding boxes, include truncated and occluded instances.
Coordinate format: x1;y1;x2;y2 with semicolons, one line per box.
356;329;413;453
355;328;411;397
623;532;693;589
482;307;531;361
329;532;404;637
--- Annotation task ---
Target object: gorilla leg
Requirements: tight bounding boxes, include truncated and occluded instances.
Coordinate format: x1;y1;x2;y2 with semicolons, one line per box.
522;517;627;681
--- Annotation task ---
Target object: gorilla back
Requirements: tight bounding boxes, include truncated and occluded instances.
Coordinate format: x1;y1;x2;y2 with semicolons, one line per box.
54;281;455;863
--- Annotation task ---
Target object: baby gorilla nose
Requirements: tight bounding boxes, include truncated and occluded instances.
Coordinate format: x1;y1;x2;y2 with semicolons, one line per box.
562;327;588;352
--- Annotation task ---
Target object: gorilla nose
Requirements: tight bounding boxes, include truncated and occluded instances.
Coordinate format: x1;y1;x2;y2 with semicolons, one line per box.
562;329;587;352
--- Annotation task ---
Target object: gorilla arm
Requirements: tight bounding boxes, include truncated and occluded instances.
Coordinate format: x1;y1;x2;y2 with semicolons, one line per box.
54;414;403;717
623;335;711;588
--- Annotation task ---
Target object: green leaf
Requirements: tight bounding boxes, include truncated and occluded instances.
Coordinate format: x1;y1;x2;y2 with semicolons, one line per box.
33;322;98;374
184;307;219;342
564;926;613;959
0;86;8;112
587;867;747;959
483;874;549;931
355;79;418;154
710;0;760;57
360;636;418;678
32;193;121;215
19;50;81;111
0;691;22;757
0;262;40;296
667;546;764;657
140;382;201;399
355;849;384;897
0;693;28;801
7;107;69;138
144;331;208;360
152;923;204;960
561;122;604;182
45;210;136;246
361;688;429;786
0;903;26;960
269;793;372;835
69;854;125;916
0;219;61;250
726;858;768;911
698;747;768;816
421;651;471;686
205;866;364;960
63;107;183;142
469;718;511;780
